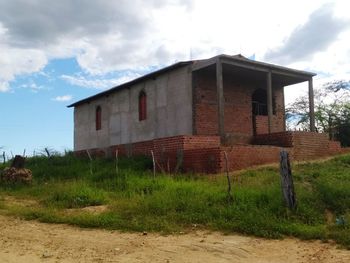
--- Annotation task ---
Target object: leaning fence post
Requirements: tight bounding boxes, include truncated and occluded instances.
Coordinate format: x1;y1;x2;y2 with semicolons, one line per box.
223;151;233;203
150;150;156;179
115;149;119;175
86;150;93;176
44;148;51;158
279;150;296;210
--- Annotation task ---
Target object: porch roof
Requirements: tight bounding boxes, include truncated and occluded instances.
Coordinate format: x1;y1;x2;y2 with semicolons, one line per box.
192;54;316;86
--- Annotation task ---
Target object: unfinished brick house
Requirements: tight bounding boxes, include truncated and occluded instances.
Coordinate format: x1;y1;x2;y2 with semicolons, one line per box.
68;54;343;173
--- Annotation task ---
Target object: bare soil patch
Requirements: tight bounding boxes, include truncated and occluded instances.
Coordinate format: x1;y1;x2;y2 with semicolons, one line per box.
0;215;349;263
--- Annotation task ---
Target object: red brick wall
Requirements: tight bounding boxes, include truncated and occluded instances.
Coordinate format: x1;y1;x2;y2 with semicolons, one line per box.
110;135;221;172
255;115;285;135
193;69;285;143
183;147;221;174
75;135;285;173
291;132;330;160
219;145;285;172
173;144;285;173
254;132;294;147
75;133;346;174
328;140;342;154
254;131;343;161
75;148;106;158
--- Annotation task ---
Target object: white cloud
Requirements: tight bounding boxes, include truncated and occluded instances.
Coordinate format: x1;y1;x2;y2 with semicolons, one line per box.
264;3;350;64
0;81;9;92
0;1;192;89
61;71;141;90
20;82;48;93
0;24;48;92
0;0;349;99
52;95;73;102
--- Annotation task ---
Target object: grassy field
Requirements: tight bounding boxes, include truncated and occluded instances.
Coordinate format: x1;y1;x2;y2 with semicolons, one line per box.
0;153;349;248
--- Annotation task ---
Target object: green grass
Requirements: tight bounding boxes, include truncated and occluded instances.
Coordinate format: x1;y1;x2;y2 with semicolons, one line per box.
0;153;349;248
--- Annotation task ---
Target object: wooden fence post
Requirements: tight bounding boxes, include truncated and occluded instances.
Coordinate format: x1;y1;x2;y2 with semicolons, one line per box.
223;151;233;203
11;155;26;168
150;150;156;179
115;149;119;175
279;150;296;209
86;150;93;176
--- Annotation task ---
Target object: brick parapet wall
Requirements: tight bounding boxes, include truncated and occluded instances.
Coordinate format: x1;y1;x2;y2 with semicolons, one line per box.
253;131;294;147
183;147;222;174
218;145;285;172
254;131;344;161
291;132;329;160
255;116;285;135
109;135;221;172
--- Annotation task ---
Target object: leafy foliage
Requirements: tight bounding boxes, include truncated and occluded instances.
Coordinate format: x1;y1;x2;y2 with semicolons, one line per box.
286;80;350;146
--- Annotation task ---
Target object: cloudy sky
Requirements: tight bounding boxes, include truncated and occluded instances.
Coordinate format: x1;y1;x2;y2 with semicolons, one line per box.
1;0;350;155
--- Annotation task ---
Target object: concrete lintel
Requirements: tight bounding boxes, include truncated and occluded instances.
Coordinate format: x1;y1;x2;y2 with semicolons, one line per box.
270;69;310;82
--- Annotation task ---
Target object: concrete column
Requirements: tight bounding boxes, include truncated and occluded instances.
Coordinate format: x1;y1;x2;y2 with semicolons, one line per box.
267;71;273;134
216;58;224;141
308;77;315;132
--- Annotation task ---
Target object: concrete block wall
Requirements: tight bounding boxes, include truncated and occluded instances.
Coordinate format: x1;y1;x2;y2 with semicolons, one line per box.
74;66;193;151
74;97;111;151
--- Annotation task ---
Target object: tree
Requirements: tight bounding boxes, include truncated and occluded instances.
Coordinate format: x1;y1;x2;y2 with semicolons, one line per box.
286;80;350;146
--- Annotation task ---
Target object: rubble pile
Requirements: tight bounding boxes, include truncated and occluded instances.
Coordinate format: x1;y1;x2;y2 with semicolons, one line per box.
1;167;32;183
0;155;32;184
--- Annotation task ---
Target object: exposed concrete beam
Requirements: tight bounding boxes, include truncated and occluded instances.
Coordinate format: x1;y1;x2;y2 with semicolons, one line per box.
220;54;316;77
221;58;269;73
270;69;310;82
308;77;316;132
192;57;217;71
267;71;273;134
216;58;225;141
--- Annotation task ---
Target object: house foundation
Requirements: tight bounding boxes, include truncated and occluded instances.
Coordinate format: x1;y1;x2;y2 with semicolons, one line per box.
75;132;348;174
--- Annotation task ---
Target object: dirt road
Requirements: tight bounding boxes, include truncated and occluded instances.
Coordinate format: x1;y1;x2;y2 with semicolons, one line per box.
0;215;349;263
